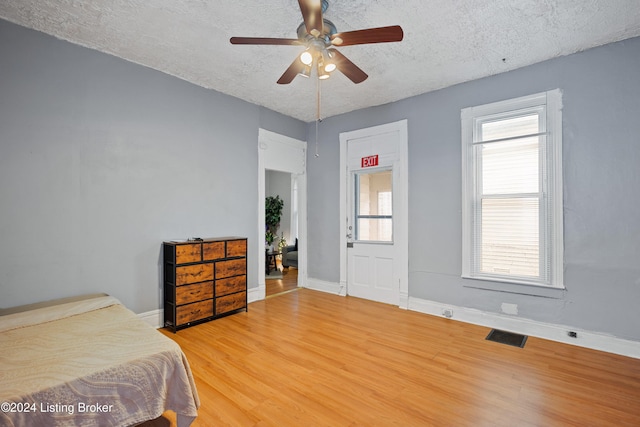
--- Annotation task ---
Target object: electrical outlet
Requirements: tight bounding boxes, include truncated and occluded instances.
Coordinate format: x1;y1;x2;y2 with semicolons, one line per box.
568;331;578;338
442;309;453;318
501;303;518;315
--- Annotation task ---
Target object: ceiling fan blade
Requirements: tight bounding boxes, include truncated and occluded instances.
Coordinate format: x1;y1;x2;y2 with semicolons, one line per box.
331;25;404;46
230;37;301;46
328;49;368;84
298;0;323;36
277;57;304;85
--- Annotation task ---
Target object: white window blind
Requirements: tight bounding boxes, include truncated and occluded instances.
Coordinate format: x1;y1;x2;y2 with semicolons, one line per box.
462;90;563;288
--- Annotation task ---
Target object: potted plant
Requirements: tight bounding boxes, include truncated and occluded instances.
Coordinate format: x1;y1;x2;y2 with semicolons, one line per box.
265;195;284;250
265;229;275;248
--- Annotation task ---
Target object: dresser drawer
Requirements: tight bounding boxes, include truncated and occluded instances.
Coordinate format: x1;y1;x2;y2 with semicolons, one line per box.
215;259;246;279
216;275;246;297
176;299;213;325
176;263;214;285
226;239;247;257
203;241;225;261
175;243;201;264
164;237;248;332
176;281;213;305
216;291;246;315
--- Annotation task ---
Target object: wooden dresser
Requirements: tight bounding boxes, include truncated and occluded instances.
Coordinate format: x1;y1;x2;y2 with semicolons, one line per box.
163;237;247;332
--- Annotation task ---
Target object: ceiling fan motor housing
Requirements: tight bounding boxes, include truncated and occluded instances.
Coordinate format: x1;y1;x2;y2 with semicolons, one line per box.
297;19;337;46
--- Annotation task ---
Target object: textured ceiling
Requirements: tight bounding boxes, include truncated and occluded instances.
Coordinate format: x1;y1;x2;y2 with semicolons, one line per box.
1;0;640;122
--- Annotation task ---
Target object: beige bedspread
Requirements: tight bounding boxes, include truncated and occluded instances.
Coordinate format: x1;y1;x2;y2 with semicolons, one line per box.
0;296;199;427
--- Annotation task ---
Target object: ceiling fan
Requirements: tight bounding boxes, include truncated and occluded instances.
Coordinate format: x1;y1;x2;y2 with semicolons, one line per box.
230;0;404;84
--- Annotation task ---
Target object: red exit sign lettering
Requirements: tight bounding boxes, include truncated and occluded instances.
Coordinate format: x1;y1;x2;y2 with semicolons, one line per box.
361;155;379;168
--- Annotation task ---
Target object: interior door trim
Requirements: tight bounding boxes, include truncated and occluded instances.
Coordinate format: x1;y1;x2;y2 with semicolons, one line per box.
339;120;409;307
257;128;307;301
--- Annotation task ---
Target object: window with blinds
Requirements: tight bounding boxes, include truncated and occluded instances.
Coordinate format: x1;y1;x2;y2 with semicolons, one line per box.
461;90;564;288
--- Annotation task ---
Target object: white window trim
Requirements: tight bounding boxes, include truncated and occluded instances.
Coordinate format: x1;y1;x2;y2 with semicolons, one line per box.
461;89;564;291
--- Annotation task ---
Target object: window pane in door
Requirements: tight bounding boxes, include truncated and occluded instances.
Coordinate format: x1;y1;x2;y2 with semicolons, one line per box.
357;218;393;241
355;170;393;242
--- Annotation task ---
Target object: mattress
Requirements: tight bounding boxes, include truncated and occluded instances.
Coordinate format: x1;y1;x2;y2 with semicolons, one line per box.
0;295;199;427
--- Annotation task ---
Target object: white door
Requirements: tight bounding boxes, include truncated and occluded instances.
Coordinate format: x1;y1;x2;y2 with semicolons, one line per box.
340;121;408;306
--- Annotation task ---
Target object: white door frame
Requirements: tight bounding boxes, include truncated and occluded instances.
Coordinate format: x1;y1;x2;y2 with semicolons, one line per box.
339;120;409;308
256;128;307;301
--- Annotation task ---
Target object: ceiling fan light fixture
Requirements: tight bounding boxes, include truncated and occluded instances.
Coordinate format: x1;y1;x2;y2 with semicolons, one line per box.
317;62;330;80
322;50;336;72
300;49;314;66
299;63;312;78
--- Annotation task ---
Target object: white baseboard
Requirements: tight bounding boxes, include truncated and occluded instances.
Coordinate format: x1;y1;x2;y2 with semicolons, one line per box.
138;309;163;329
294;279;640;359
408;297;640;359
248;286;263;304
305;278;345;295
141;284;640;359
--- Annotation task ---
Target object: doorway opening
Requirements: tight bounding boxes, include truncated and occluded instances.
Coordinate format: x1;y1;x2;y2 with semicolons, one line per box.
256;129;307;302
265;169;299;297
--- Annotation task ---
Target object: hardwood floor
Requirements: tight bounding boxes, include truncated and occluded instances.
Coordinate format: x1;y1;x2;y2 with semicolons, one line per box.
160;289;640;426
265;266;298;297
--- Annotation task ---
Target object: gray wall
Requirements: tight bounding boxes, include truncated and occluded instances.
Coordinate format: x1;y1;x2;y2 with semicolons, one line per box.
2;17;639;342
0;19;306;313
306;37;640;342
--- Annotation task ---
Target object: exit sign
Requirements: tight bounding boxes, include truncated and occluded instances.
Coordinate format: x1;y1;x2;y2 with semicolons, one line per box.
361;155;379;168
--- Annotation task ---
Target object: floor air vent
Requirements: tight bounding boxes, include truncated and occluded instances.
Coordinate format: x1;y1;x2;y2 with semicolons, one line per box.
485;329;528;348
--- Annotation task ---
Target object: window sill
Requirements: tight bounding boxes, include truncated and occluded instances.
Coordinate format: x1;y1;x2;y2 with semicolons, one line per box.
462;275;566;299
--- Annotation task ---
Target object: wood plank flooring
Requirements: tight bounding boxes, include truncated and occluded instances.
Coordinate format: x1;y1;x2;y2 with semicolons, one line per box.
265;267;298;297
159;289;640;426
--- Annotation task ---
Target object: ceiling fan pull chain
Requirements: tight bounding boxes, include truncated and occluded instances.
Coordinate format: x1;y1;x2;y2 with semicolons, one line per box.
315;76;321;157
315;120;320;158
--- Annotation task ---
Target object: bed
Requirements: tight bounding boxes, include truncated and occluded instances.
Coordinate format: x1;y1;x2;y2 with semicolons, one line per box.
0;294;199;427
